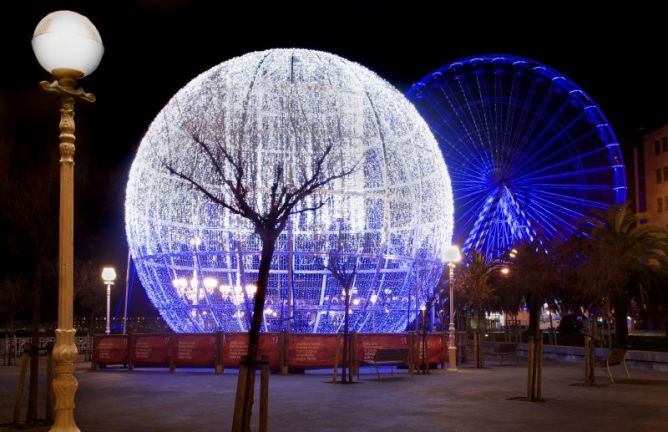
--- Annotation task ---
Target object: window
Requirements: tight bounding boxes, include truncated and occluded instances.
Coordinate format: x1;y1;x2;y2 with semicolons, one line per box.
656;140;661;155
664;166;668;182
663;137;668;152
658;169;662;184
659;198;664;213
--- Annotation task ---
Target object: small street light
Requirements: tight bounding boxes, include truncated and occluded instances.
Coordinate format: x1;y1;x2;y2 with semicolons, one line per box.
443;245;462;371
32;10;103;431
102;267;117;335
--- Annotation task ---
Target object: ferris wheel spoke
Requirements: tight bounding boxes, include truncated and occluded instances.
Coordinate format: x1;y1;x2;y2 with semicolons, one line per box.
520;110;590;172
516;128;602;180
515;143;610;181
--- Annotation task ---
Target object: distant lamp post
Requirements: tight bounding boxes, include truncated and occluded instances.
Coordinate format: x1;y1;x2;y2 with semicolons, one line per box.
443;245;462;371
102;267;117;335
32;10;103;432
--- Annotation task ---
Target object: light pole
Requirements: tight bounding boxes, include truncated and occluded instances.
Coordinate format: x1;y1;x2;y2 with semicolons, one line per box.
443;245;461;371
32;10;103;432
102;267;117;335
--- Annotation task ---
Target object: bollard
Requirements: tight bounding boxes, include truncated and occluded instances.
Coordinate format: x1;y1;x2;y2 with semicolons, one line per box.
259;355;269;432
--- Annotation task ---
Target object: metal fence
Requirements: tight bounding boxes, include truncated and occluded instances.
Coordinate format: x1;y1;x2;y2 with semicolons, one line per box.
1;336;93;365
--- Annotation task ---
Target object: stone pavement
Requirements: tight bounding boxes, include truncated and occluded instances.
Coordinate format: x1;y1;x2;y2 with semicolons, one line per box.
1;359;667;431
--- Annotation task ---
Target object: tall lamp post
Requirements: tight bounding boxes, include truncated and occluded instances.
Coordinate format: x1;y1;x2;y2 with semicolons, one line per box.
102;267;117;335
443;245;461;371
32;10;103;432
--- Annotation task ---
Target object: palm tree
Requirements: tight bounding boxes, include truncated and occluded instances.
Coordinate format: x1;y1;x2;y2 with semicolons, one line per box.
456;252;502;367
574;204;668;348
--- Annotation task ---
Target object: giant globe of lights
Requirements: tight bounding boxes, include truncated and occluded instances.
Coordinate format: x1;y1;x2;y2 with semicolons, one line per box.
126;49;454;333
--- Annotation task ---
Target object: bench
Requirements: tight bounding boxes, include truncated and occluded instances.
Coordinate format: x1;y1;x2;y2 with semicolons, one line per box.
485;342;519;365
597;348;629;383
362;348;411;381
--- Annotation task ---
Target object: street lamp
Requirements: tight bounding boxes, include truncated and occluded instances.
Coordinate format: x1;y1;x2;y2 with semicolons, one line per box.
443;245;462;371
32;10;103;432
102;267;117;335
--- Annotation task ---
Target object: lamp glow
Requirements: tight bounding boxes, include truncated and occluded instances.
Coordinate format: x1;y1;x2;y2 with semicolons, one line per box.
101;267;117;283
32;10;103;78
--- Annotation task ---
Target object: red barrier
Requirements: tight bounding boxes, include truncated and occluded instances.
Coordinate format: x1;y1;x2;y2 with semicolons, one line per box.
132;335;170;366
94;335;128;365
427;334;446;364
222;333;248;366
356;334;409;363
288;334;339;368
174;334;217;367
93;332;444;371
412;334;446;365
259;333;282;368
223;333;281;368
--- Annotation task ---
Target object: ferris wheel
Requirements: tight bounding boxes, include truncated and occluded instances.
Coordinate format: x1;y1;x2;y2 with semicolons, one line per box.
406;54;627;258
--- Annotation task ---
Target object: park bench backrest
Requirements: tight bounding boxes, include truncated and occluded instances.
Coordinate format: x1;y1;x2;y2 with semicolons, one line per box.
374;348;409;363
607;349;627;365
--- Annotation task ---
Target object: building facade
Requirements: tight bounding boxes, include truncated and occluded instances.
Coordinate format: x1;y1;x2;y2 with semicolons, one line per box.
642;125;668;226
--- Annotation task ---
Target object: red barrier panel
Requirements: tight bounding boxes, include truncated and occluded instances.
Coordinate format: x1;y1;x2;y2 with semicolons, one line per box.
288;334;339;368
356;334;409;363
223;333;281;368
259;333;282;368
413;334;446;365
132;335;170;366
428;334;446;364
174;334;217;367
94;335;128;365
222;333;247;367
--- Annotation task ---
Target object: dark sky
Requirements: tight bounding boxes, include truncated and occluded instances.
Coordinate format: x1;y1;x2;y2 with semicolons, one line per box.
1;1;666;315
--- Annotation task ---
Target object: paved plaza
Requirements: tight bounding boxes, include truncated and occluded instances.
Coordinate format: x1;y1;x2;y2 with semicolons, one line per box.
1;359;667;431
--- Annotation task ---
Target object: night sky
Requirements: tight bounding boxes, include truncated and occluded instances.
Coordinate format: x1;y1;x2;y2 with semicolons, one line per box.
1;1;666;317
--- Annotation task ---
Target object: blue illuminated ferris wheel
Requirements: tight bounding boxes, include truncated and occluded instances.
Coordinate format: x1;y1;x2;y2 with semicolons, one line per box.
406;55;627;258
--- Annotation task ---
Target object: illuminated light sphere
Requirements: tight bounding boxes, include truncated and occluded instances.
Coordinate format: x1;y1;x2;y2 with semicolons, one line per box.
406;54;626;259
126;49;453;333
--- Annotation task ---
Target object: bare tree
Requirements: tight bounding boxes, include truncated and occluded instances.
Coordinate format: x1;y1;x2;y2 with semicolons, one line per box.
456;252;501;368
0;152;58;424
504;240;558;401
164;105;356;429
325;218;359;383
73;258;105;358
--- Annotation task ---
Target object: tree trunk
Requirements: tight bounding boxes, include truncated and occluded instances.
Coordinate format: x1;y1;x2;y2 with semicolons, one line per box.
26;260;42;425
474;309;483;368
238;237;276;432
614;297;629;348
527;304;543;401
527;299;540;341
341;286;350;383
